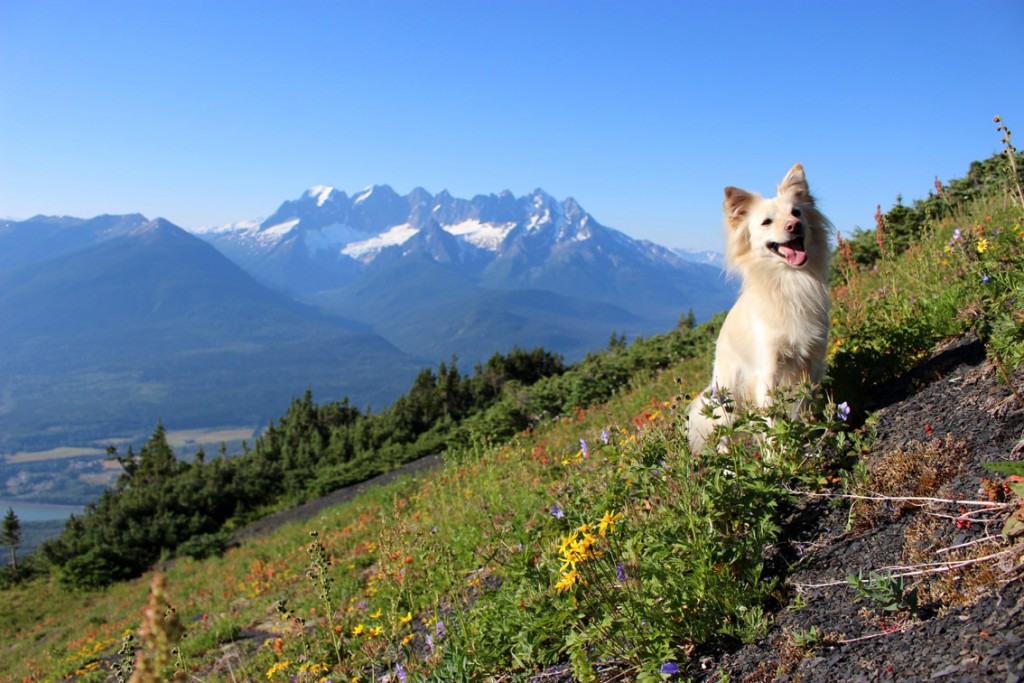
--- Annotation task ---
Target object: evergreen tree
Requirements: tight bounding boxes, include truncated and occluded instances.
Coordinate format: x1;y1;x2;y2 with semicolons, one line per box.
679;308;696;330
1;507;21;571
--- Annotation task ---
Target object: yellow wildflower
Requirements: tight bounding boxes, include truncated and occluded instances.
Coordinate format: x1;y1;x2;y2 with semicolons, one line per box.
978;237;989;253
555;568;579;592
370;608;382;619
598;510;624;537
369;626;383;637
266;660;291;679
399;611;413;624
402;633;415;645
352;623;365;636
558;531;578;555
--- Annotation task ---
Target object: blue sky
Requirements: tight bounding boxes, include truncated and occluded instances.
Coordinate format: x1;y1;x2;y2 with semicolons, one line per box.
1;1;1022;251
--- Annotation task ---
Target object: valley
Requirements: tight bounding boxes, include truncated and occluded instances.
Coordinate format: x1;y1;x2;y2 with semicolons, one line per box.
0;187;733;463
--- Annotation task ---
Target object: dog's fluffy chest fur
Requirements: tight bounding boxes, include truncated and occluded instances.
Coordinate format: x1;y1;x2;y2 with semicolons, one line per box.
687;164;832;453
713;273;829;404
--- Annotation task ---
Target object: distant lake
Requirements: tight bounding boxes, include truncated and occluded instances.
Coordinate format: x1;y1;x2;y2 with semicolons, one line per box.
0;500;84;522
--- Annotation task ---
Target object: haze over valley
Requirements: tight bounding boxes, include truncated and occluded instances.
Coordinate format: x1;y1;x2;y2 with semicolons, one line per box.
0;186;734;506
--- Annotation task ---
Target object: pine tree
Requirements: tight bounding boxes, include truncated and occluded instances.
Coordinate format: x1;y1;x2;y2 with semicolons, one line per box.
2;507;21;571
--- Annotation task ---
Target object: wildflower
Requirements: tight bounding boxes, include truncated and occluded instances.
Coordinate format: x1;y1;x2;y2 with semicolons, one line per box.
266;660;291;679
551;504;564;519
399;611;413;624
425;633;435;655
953;228;962;240
369;626;383;637
977;237;989;253
555;568;579;592
601;429;610;444
395;662;407;683
616;562;628;582
982;275;990;285
351;624;365;636
580;438;589;458
436;620;446;639
598;510;623;537
836;401;850;422
661;662;680;675
402;633;415;645
370;608;382;619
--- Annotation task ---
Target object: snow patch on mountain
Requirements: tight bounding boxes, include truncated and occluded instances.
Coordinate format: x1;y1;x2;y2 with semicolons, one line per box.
191;219;262;235
304;223;368;253
262;219;301;241
352;186;376;205
342;223;418;260
306;185;336;207
443;220;516;251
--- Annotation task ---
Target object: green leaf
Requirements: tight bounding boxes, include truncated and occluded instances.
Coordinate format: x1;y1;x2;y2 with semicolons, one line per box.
1002;512;1024;539
982;461;1024;477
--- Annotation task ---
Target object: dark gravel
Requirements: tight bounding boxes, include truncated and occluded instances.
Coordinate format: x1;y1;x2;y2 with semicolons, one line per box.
681;335;1024;683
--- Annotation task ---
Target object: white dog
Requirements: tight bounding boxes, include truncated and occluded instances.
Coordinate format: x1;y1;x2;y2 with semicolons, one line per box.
688;164;832;453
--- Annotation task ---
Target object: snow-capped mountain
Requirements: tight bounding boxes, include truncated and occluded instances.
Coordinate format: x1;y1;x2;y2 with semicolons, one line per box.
192;185;704;296
190;185;737;364
673;247;725;269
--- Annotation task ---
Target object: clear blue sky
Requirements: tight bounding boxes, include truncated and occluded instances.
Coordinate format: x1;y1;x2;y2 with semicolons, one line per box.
2;1;1022;250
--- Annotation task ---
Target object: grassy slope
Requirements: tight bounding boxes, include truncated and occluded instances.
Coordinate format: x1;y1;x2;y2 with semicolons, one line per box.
2;142;1022;683
0;353;710;682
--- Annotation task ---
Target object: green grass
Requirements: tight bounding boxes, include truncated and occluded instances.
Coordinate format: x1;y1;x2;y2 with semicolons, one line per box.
2;135;1023;682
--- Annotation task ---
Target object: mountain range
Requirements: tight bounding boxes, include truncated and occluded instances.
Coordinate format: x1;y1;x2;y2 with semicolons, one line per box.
193;185;735;360
0;187;735;453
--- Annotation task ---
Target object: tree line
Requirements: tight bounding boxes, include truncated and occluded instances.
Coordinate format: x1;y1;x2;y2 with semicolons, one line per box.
33;326;713;589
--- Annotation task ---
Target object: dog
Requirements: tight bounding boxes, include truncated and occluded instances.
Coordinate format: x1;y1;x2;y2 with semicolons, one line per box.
687;164;832;453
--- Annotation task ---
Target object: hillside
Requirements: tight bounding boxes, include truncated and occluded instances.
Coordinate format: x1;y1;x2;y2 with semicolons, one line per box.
1;136;1023;682
0;218;422;453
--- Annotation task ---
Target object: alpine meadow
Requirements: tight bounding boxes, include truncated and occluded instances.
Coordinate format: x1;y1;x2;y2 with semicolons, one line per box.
1;119;1023;681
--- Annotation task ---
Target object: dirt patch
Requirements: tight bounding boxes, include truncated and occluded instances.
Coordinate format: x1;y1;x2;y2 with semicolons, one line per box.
230;454;444;545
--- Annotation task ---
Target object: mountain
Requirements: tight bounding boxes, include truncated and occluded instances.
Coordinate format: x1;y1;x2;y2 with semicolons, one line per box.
0;213;149;272
0;217;423;452
194;186;737;361
673;247;725;269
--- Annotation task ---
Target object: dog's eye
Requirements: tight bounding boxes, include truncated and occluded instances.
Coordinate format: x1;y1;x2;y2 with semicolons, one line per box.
761;218;772;226
792;208;802;218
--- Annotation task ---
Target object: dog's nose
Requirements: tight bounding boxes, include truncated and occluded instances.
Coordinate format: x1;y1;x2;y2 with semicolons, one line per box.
784;218;802;234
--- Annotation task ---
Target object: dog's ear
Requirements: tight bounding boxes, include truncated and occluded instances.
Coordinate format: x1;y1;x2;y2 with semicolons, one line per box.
723;187;754;229
778;164;811;200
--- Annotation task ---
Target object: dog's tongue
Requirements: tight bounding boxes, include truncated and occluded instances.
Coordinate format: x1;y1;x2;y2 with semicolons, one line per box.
778;241;808;266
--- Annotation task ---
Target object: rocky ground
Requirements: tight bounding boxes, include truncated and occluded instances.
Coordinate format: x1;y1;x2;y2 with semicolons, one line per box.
676;335;1024;683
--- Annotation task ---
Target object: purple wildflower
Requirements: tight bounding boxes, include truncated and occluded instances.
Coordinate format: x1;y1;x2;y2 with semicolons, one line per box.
426;633;434;655
616;562;628;582
953;228;962;240
661;662;680;675
580;438;589;458
395;662;407;683
436;620;446;639
551;504;564;519
601;429;610;444
982;275;990;284
837;401;850;422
